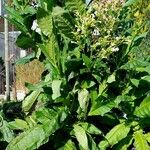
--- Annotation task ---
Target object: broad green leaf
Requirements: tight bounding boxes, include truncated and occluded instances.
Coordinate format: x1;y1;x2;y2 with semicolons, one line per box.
59;140;76;150
136;66;150;74
130;79;140;87
25;81;50;91
133;32;148;47
43;36;58;66
25;115;37;128
52;80;62;100
35;108;57;124
22;90;41;113
141;76;150;82
78;89;89;112
82;54;93;69
121;59;149;71
6;125;47;150
38;44;59;75
6;109;68;150
99;123;130;150
53;7;75;40
16;52;35;65
134;131;150;150
81;80;95;89
22;6;37;15
0;119;14;142
5;7;28;33
98;80;107;96
79;122;101;135
37;0;54;12
145;133;150;143
134;95;150;118
9;119;29;131
89;101;116;116
37;9;53;36
74;125;88;150
65;0;86;13
5;7;24;25
12;0;21;8
37;8;59;73
107;74;116;83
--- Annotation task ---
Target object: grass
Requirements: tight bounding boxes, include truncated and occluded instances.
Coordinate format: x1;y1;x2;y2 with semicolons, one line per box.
15;59;44;92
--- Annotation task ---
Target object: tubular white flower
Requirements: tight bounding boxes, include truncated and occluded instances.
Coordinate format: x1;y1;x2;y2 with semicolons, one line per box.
111;47;119;52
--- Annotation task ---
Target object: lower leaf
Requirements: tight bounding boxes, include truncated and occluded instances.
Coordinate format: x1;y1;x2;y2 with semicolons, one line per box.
6;109;68;150
98;123;130;149
134;130;150;150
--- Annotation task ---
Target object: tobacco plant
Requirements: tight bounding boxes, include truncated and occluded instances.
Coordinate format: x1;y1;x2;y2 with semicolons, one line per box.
0;0;150;149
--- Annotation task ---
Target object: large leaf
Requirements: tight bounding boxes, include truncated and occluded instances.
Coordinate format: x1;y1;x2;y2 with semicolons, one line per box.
15;52;35;65
59;140;76;150
37;8;59;72
74;125;89;150
52;80;62;100
5;7;28;33
98;123;130;150
65;0;86;13
35;108;57;124
5;7;24;25
134;131;150;150
53;6;75;40
107;74;116;84
136;66;150;74
37;9;53;36
79;122;101;135
88;101;116;116
78;89;89;112
9;119;29;131
82;54;93;69
120;59;149;71
134;95;150;118
37;0;54;12
6;109;68;150
145;133;150;143
22;90;41;113
38;43;59;75
0;117;14;142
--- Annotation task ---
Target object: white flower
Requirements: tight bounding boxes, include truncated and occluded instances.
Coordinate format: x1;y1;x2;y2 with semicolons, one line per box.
111;47;119;52
35;27;41;35
93;29;100;36
123;113;128;119
31;20;41;34
77;28;81;32
116;37;120;40
31;20;38;30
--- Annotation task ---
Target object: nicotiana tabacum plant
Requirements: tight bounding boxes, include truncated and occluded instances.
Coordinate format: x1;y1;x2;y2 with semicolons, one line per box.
0;0;150;149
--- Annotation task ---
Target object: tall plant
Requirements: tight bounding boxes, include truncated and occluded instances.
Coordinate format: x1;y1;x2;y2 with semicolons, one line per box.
0;0;150;149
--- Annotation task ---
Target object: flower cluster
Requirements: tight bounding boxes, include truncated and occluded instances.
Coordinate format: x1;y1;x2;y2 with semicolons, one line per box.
73;0;125;58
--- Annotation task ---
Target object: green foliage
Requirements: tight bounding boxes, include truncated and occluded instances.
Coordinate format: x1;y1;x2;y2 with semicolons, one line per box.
1;0;150;149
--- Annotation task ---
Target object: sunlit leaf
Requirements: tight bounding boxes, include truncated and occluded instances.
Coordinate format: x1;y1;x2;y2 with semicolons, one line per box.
99;123;130;149
22;90;41;113
134;131;150;150
74;125;88;150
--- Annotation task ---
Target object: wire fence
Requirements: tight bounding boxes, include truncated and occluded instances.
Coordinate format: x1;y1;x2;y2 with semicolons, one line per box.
0;28;21;96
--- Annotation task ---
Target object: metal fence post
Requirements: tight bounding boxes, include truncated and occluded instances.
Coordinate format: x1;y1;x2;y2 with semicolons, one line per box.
4;13;10;101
